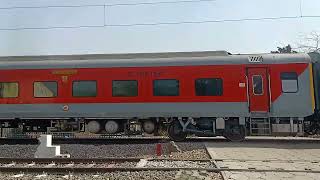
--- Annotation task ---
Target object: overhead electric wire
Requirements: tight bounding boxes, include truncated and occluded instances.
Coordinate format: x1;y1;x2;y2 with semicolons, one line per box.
105;0;217;6
0;16;318;31
0;0;217;10
106;16;304;26
0;4;104;10
0;0;318;31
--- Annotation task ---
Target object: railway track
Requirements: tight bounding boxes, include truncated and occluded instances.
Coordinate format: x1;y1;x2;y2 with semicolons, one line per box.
0;137;171;145
0;158;216;173
1;136;320;145
0;158;319;174
0;136;227;145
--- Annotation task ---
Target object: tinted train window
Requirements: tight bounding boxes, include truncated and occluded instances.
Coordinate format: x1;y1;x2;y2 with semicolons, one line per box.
195;78;223;96
112;80;138;97
153;79;179;96
0;82;18;98
281;72;298;93
252;75;263;95
34;81;57;97
72;81;97;97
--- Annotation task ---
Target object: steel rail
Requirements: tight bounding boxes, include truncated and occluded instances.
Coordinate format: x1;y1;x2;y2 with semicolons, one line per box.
0;158;319;174
0;167;319;174
0;137;172;145
0;158;212;164
0;157;319;164
1;136;320;144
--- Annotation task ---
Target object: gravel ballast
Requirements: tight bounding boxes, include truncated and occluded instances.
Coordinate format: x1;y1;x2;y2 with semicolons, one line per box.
0;142;209;159
0;142;221;179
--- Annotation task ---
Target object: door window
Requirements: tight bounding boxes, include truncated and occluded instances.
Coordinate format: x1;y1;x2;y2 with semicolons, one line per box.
252;75;263;95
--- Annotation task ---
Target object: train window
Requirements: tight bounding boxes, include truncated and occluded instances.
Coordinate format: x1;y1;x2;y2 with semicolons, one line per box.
112;80;138;97
0;82;18;98
195;78;223;96
252;75;263;95
72;81;97;97
281;72;298;93
153;79;179;96
34;81;57;98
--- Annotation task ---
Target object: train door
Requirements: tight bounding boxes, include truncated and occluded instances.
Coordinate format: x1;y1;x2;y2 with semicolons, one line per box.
247;68;270;112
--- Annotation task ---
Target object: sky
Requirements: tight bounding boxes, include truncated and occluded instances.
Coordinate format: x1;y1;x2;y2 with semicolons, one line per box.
0;0;319;56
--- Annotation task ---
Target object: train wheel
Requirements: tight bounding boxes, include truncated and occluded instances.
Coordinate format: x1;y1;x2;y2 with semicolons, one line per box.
168;121;187;141
224;124;246;142
105;120;119;134
142;120;156;134
87;121;101;134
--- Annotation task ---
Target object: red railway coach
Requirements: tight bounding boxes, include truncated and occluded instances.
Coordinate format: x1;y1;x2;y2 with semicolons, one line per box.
0;51;315;141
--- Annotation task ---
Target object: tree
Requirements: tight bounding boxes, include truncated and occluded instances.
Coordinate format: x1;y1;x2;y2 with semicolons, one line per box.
297;31;320;53
271;44;297;53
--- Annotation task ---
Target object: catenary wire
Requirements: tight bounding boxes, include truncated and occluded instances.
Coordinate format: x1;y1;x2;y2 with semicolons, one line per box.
0;0;318;31
0;0;217;10
0;16;318;31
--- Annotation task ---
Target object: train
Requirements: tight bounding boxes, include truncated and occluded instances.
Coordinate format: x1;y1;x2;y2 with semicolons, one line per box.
0;51;319;141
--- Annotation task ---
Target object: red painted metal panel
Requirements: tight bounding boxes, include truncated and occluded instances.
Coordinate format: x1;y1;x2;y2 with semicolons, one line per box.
247;68;270;112
0;63;309;104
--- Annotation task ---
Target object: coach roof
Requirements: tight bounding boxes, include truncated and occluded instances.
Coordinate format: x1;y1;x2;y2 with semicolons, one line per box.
0;51;311;69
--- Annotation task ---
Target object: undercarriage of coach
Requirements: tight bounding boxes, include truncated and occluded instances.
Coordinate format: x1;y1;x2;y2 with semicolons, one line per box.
304;114;320;135
0;118;163;138
84;118;160;135
0;116;316;141
0;117;246;141
167;117;246;142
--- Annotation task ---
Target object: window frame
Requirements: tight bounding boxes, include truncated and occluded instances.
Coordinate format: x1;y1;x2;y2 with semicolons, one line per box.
0;81;19;98
112;80;138;97
280;72;299;93
252;75;264;96
195;78;223;96
72;80;97;97
153;79;180;96
33;81;58;98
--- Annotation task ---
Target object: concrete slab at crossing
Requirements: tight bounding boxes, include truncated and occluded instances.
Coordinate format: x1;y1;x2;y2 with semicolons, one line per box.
205;137;320;180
